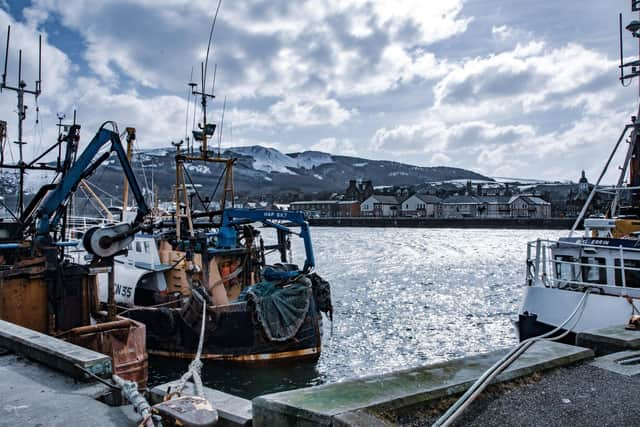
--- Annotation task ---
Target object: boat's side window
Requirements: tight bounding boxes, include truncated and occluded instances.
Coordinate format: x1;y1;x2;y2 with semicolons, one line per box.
144;241;150;253
136;242;142;252
614;259;640;287
554;255;578;282
580;257;606;284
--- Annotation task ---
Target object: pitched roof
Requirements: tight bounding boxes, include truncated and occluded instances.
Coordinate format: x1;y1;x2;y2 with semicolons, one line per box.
414;194;442;204
366;195;399;204
522;196;550;205
476;196;511;204
442;195;478;204
509;195;550;205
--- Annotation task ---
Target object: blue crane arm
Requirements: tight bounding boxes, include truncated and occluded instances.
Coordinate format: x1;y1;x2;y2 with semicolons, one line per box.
35;125;150;238
220;208;315;273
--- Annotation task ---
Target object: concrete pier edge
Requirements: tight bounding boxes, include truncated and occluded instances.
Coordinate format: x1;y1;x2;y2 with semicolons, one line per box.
252;341;593;426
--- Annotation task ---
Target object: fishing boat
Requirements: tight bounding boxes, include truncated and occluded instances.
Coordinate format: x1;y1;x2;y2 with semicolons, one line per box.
87;62;332;362
0;26;152;387
517;4;640;340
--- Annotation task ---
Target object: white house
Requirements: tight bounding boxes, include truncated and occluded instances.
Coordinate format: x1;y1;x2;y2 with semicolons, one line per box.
509;195;551;218
401;194;441;217
441;195;479;218
476;196;511;218
361;195;399;217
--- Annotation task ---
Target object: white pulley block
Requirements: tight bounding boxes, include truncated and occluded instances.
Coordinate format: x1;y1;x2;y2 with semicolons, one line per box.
84;223;135;257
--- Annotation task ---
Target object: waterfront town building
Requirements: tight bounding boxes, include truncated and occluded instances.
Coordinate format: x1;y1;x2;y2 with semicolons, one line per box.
360;195;399;217
401;194;442;217
289;200;360;217
344;180;374;202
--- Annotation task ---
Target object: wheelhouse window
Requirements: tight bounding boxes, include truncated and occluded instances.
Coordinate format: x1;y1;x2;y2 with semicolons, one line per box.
580;257;606;285
554;255;578;282
614;259;640;287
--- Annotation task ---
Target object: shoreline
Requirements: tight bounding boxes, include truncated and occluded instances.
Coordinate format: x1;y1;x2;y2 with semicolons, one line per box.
308;217;578;229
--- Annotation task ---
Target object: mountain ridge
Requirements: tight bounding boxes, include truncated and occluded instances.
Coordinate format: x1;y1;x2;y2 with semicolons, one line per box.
5;145;492;202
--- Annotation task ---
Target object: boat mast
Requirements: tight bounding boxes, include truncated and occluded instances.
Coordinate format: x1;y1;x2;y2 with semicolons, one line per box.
612;2;640;216
174;0;235;230
1;25;42;217
571;3;640;233
120;127;135;222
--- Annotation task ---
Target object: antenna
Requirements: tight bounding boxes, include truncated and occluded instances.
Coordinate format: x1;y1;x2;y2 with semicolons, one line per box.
1;24;43;216
218;96;226;157
203;0;223;92
2;25;9;89
211;63;217;97
0;120;6;166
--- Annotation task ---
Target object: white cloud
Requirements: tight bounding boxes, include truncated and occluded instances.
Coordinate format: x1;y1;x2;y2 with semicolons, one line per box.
434;41;615;113
269;97;354;127
311;137;357;155
1;0;635;183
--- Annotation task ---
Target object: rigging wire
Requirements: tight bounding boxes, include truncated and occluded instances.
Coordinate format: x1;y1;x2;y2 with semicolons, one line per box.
185;66;194;150
78;185;103;218
218;96;226;156
182;162;207;209
83;179;123;206
192;92;199;145
203;0;223;93
0;197;18;221
132;138;152;202
204;163;226;210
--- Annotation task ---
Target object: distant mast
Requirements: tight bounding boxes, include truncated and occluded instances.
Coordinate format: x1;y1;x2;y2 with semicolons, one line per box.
1;25;42;217
619;1;640;209
173;0;235;239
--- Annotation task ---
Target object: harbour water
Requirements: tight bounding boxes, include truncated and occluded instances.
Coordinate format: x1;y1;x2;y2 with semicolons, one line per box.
150;227;564;398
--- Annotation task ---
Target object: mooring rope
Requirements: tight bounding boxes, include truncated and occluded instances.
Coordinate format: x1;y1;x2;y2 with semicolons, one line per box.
169;293;207;399
433;289;592;427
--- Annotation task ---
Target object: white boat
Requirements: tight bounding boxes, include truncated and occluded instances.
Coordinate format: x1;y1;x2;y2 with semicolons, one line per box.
517;6;640;339
517;218;640;339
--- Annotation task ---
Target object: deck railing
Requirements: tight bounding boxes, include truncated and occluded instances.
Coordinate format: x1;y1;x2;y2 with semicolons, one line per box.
64;215;116;240
526;238;640;293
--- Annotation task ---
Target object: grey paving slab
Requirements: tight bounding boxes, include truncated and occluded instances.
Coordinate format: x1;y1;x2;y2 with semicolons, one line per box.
577;324;640;356
590;349;640;376
150;380;253;426
0;319;112;379
0;354;138;426
252;341;593;427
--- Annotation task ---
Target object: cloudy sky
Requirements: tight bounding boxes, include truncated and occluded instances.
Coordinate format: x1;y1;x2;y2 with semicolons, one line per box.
0;0;638;181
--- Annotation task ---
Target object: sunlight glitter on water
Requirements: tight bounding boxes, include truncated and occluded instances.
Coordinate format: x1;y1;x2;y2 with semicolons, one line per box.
150;227;564;398
307;227;564;384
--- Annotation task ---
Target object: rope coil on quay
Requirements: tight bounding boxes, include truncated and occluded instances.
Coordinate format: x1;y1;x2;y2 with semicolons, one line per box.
433;289;592;427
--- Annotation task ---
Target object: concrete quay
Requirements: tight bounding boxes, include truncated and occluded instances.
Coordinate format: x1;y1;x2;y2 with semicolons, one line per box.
2;321;640;426
0;352;139;426
253;341;592;426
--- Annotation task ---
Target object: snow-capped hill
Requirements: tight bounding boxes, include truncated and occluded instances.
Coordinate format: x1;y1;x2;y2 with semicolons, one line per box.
226;146;334;174
1;144;491;203
227;146;298;174
139;148;170;157
287;151;334;169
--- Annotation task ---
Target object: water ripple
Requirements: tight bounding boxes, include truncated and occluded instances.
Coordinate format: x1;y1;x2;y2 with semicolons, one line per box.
151;227;563;398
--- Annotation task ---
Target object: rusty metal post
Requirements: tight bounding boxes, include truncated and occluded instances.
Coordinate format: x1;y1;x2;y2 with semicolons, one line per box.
121;128;135;222
107;258;116;320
